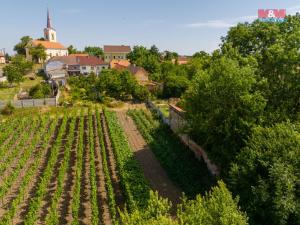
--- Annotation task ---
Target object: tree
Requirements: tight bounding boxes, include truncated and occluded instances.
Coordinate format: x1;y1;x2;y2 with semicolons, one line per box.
84;46;104;58
119;181;248;225
14;36;32;55
67;45;79;55
222;15;300;122
11;55;33;74
29;83;52;98
229;123;300;225
127;46;161;74
30;44;47;63
183;55;266;171
3;64;23;85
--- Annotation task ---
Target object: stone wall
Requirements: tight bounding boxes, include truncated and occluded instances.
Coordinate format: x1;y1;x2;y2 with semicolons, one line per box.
169;104;220;176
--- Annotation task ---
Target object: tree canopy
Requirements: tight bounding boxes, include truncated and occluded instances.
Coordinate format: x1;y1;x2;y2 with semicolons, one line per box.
120;181;248;225
14;36;32;55
84;46;104;58
228;123;300;225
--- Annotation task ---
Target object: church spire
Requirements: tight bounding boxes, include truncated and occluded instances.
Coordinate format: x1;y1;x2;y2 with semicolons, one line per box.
47;8;51;28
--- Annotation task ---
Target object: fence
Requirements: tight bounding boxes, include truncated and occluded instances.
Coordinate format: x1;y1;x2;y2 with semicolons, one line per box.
147;101;170;125
0;90;60;109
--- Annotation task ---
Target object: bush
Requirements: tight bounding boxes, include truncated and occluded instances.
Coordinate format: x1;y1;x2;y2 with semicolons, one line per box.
1;102;15;115
29;83;52;98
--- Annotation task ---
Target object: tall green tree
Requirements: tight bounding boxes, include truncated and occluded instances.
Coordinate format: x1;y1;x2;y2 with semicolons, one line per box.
3;65;23;85
183;55;266;170
11;55;33;74
229;123;300;225
30;44;47;63
14;36;32;55
222;15;300;122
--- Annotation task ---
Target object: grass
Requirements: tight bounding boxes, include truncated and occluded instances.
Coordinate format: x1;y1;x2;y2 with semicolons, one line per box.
0;76;43;100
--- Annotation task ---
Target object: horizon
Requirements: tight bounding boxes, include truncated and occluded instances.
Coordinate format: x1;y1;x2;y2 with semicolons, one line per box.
1;0;300;55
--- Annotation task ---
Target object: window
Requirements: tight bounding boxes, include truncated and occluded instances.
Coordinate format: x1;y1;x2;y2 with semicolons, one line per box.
102;66;105;69
82;66;86;70
113;56;116;59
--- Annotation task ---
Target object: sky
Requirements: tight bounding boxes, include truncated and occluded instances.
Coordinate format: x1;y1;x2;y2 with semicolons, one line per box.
1;0;300;55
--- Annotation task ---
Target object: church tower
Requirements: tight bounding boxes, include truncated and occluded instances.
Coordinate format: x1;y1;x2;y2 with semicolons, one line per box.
44;9;57;42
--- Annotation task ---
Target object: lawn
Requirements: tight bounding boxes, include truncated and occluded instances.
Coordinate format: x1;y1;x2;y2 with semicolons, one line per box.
0;76;43;100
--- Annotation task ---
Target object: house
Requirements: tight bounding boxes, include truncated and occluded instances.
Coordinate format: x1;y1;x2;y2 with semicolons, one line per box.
112;62;149;85
26;9;68;62
69;53;89;57
0;53;5;64
46;55;109;77
103;45;131;62
127;65;149;84
172;56;190;65
76;56;109;75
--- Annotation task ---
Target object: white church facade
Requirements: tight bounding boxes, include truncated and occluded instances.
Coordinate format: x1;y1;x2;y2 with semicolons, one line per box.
26;10;68;61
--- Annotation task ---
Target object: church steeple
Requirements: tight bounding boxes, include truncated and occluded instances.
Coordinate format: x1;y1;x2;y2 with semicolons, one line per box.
47;8;51;28
44;8;57;42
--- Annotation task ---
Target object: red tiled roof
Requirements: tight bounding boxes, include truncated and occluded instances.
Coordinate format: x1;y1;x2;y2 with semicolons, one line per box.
69;53;89;57
110;59;131;68
32;40;67;50
127;65;148;75
49;56;78;65
76;56;107;66
104;45;131;53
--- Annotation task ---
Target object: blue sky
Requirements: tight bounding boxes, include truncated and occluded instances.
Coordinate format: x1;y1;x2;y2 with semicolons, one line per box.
1;0;300;55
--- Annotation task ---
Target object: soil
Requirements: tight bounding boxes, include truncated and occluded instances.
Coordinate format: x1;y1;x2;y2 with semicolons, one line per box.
117;111;182;207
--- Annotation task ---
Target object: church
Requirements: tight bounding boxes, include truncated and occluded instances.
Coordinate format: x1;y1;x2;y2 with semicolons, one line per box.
26;10;68;61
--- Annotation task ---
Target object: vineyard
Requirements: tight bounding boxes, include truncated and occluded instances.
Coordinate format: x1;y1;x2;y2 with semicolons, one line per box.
0;106;216;225
0;108;151;225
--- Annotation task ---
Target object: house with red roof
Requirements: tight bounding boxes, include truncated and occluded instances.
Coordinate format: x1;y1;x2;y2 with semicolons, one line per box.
76;56;109;75
103;45;131;62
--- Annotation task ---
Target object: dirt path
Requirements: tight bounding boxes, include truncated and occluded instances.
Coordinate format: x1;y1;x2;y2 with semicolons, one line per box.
117;111;182;207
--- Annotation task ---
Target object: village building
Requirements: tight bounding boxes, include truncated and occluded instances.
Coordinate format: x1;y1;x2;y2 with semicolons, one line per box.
172;56;190;65
26;10;68;62
76;56;109;75
0;52;5;64
112;61;149;85
45;55;109;82
103;45;131;62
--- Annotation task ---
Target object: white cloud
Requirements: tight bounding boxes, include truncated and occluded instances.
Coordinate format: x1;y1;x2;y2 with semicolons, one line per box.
186;20;234;28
